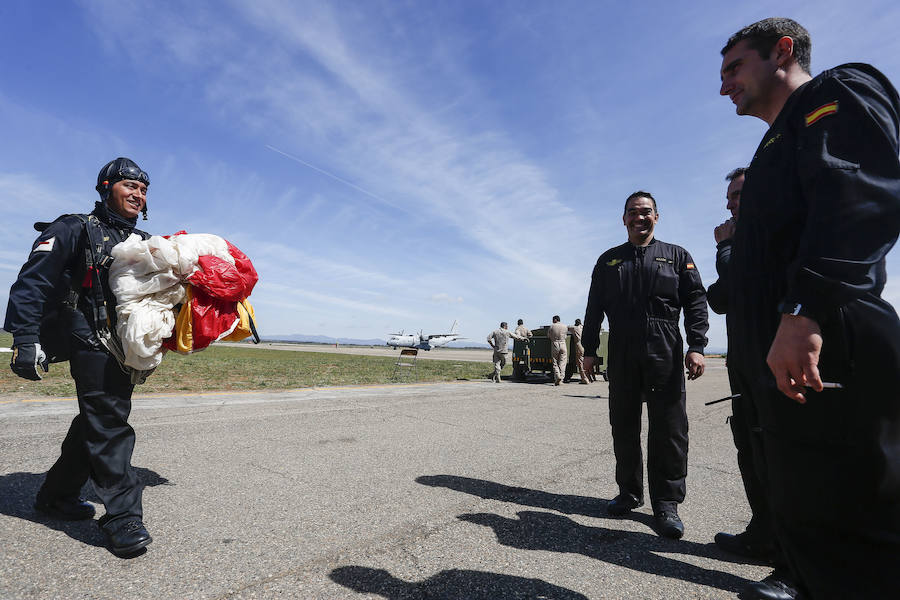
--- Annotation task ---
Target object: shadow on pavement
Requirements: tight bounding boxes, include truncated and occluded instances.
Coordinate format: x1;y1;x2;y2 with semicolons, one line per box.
416;474;610;518
459;510;749;594
329;566;588;599
0;467;171;549
416;475;754;594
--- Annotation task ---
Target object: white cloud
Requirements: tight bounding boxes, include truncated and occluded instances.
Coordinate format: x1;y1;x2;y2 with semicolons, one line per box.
430;293;463;304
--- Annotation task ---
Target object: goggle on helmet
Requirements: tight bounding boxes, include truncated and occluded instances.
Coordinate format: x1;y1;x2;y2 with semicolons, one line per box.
95;157;151;218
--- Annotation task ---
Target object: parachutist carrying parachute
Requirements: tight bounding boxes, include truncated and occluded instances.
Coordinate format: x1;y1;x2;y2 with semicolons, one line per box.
5;157;159;556
4;156;259;557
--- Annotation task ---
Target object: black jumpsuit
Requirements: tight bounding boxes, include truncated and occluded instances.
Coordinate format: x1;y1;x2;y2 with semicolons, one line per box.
5;201;150;532
583;238;708;510
727;64;900;599
707;240;775;547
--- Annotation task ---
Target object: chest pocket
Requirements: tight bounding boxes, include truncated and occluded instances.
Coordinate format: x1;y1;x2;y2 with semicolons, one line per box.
652;262;679;300
601;262;625;304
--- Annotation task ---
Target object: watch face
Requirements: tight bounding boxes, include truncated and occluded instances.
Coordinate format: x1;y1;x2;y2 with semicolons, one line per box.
777;301;802;316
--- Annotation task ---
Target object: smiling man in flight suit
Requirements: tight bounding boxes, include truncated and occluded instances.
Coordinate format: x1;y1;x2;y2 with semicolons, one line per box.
5;157;154;557
582;191;708;539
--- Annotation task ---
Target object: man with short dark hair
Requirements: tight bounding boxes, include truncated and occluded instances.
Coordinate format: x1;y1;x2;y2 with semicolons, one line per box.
5;157;155;557
547;315;568;386
487;322;525;383
583;191;708;539
708;168;795;599
719;17;900;599
513;319;532;340
567;318;588;384
513;319;533;378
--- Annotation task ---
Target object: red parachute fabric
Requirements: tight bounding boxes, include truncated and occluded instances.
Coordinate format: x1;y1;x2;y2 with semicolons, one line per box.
163;239;258;354
187;242;258;301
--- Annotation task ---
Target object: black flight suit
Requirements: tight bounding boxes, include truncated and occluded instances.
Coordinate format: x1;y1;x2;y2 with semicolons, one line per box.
707;240;775;548
4;201;150;533
728;64;900;599
583;238;708;510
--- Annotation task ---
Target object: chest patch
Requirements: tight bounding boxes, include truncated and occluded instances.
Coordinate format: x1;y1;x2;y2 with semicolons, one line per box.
654;257;673;264
762;133;782;150
606;258;623;267
805;101;839;127
34;237;55;253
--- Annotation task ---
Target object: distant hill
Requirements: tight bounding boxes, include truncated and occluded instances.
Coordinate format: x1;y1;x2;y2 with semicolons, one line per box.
263;334;386;346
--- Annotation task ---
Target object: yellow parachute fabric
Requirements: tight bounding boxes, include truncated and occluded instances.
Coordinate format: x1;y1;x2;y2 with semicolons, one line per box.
169;287;257;354
223;300;257;342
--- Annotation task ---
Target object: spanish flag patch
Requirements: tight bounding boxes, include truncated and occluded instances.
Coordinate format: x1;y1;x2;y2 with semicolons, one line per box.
805;101;838;127
686;263;695;270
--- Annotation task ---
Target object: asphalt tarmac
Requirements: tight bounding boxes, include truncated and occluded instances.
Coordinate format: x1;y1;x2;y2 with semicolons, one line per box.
0;358;772;599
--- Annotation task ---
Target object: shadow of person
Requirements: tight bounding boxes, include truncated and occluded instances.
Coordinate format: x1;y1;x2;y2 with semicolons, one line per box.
0;467;172;549
459;510;750;594
329;565;589;599
416;474;609;519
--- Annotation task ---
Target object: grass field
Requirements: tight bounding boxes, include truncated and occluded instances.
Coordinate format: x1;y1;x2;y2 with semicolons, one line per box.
0;332;496;397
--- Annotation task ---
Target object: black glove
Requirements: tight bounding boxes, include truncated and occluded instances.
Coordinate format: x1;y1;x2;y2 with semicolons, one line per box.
10;343;49;381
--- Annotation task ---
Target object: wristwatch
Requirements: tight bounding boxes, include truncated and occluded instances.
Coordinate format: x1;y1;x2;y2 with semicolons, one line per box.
777;300;817;321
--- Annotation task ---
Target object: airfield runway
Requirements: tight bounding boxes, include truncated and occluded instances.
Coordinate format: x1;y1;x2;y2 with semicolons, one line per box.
0;358;772;599
223;341;494;362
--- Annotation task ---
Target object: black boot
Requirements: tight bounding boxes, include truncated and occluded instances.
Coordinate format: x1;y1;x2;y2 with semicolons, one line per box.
34;495;95;520
743;569;798;600
102;519;152;556
653;508;684;539
714;530;776;560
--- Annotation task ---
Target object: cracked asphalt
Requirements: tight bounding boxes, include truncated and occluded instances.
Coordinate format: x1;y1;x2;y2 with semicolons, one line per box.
0;358;772;599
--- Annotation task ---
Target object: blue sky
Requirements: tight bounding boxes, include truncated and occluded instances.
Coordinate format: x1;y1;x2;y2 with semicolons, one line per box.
1;1;899;350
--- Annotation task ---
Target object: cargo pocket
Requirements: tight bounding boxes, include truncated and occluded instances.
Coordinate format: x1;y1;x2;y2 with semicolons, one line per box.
645;319;680;388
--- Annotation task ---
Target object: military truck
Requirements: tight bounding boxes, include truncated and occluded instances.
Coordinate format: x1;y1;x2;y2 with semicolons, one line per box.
511;325;609;381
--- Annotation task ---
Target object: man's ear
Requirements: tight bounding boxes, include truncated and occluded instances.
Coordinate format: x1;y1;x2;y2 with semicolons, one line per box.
773;36;795;67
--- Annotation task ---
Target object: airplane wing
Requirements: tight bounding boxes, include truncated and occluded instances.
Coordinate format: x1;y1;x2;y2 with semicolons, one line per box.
426;321;459;339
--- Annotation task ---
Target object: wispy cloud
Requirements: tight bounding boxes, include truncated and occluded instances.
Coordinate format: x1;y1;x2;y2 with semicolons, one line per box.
263;281;412;318
430;293;464;304
265;144;404;212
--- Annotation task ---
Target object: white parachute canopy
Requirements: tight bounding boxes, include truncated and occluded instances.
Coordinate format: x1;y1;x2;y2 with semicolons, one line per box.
109;233;235;370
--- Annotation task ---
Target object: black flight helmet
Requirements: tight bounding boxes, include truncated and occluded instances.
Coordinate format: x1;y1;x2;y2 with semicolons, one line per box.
95;157;151;219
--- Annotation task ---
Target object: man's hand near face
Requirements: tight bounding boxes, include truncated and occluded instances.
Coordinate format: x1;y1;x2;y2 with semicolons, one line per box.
714;218;736;244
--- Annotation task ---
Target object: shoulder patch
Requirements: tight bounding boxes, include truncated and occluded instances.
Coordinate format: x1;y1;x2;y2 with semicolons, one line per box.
34;237;55;253
685;262;695;270
805;101;839;127
606;258;623;267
